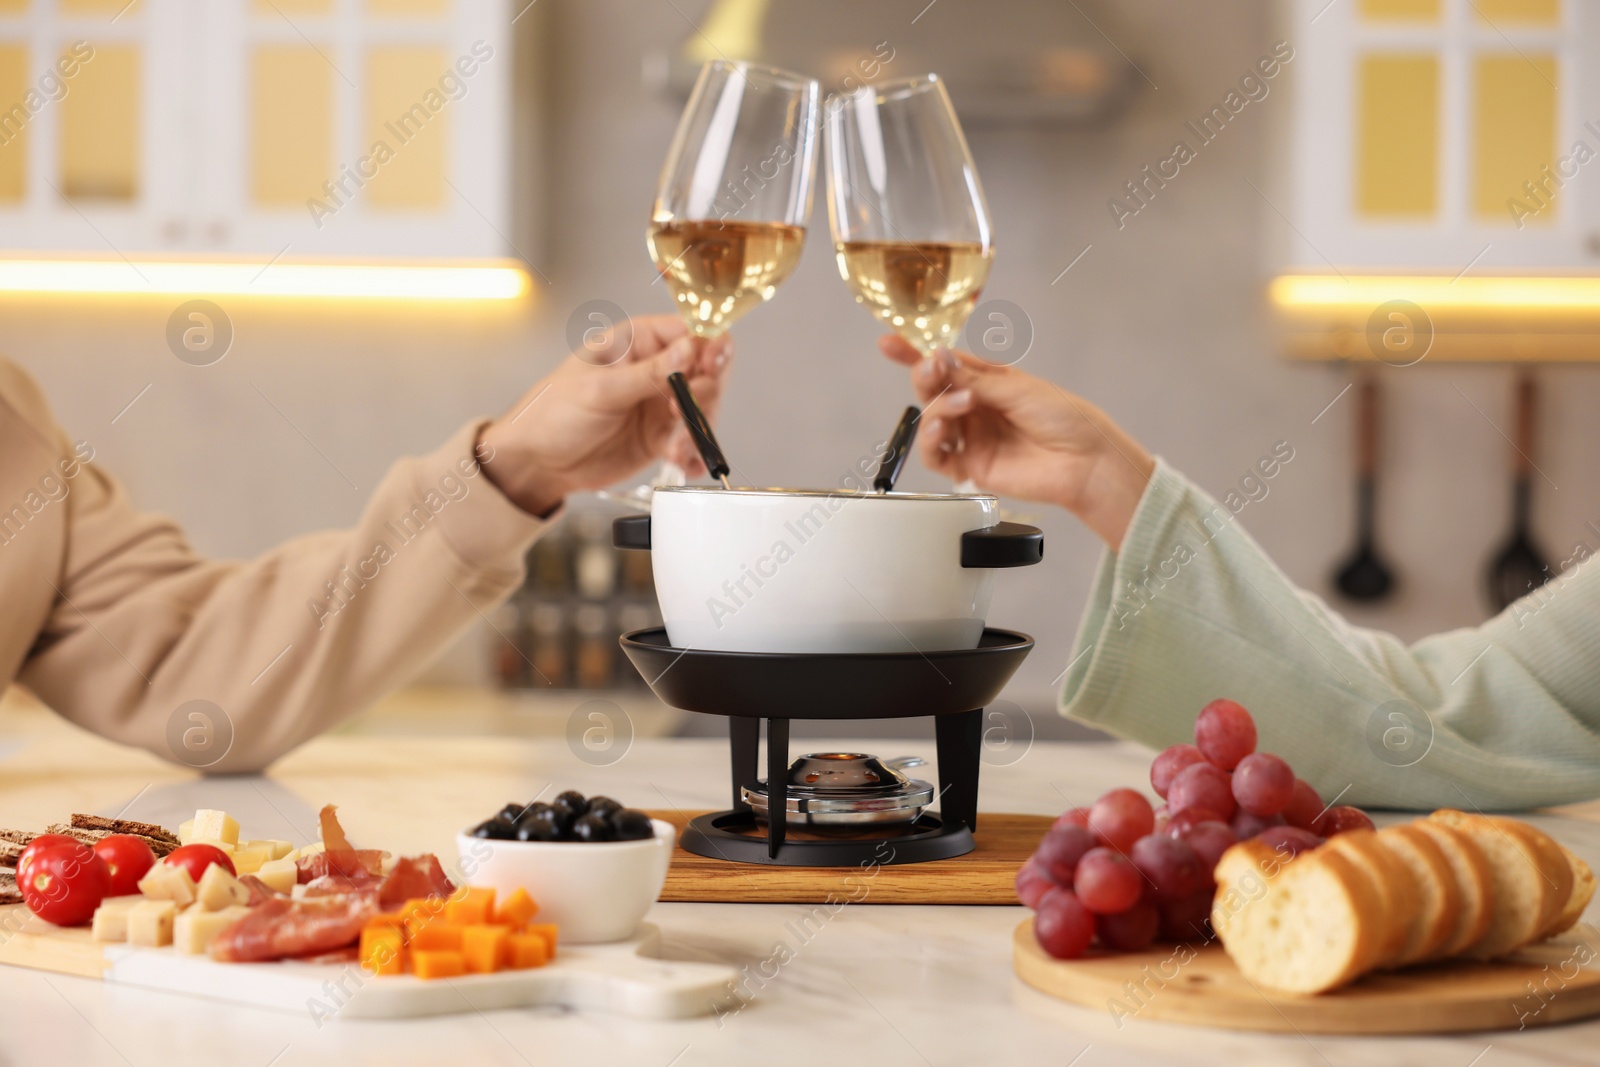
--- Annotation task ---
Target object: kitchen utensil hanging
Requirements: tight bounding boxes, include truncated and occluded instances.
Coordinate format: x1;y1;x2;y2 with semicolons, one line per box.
1485;371;1551;613
1332;373;1396;602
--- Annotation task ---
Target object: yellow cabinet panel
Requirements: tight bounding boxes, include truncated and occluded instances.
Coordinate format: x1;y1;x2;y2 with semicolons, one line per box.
252;0;334;14
364;47;447;209
59;42;138;201
60;0;140;15
0;44;24;202
1474;0;1560;24
367;0;449;14
1357;0;1440;21
0;0;29;13
1474;54;1557;221
252;46;333;207
1356;54;1438;217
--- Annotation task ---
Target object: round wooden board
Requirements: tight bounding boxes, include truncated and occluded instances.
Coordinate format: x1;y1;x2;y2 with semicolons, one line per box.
1013;919;1600;1034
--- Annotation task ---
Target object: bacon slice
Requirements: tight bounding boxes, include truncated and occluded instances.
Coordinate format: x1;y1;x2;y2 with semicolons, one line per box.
378;855;456;908
209;893;379;963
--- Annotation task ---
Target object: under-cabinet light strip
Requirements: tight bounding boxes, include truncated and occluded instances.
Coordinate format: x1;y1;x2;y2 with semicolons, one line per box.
1272;275;1600;312
0;259;531;300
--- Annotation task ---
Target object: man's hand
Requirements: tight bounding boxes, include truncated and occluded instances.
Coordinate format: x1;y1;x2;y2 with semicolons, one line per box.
880;335;1154;550
479;316;733;517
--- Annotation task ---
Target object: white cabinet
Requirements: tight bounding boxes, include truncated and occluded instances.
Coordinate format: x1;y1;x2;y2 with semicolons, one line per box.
0;0;512;260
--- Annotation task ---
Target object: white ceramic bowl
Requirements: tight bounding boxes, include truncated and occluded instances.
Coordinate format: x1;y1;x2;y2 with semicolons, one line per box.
454;820;674;944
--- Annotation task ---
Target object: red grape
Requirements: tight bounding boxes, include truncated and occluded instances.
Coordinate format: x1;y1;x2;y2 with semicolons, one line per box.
1054;807;1092;831
1157;889;1214;943
1282;778;1324;830
1096;898;1159;951
1015;858;1057;909
1152;804;1170;836
1150;744;1206;798
1229;809;1285;840
1167;762;1237;821
1194;698;1257;770
1179;820;1238;876
1165;807;1226;838
1256;825;1322;858
1034;887;1095;959
1035;825;1097;883
1074;847;1143;915
1312;805;1375;838
1129;833;1205;901
1088;788;1155;853
1231;752;1294;816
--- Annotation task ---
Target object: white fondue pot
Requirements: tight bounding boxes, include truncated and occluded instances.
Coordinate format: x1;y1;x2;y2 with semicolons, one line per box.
613;487;1042;654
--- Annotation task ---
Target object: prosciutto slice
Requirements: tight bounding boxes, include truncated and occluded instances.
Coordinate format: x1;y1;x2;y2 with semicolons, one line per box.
377;855;456;908
296;849;386;886
209;893;379;963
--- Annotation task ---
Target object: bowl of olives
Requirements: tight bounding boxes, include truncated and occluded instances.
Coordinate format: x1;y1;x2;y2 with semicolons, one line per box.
457;791;673;943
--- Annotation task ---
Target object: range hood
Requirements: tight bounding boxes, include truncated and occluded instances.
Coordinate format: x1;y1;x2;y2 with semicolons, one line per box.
647;0;1140;125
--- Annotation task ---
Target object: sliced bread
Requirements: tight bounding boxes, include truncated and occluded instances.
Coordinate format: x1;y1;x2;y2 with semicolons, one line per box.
1428;809;1561;959
1412;821;1494;960
1318;829;1419;970
1375;824;1460;966
1543;843;1596;939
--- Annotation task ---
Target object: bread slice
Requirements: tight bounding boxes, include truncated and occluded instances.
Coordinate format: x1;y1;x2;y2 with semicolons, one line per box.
70;814;180;846
1412;821;1494;961
43;823;177;858
1428;810;1562;959
1486;817;1574;936
0;869;20;905
1213;839;1384;994
1318;829;1419;970
1376;824;1460;966
1542;844;1596;939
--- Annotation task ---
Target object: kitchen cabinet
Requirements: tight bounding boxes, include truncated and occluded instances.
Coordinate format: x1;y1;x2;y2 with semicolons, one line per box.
0;0;512;260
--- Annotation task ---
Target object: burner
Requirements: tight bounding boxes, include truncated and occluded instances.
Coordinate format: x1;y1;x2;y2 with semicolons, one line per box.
743;754;934;827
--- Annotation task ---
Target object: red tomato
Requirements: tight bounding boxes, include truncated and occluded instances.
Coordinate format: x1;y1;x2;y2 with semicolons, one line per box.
92;835;156;896
15;833;77;887
19;842;110;927
162;843;234;882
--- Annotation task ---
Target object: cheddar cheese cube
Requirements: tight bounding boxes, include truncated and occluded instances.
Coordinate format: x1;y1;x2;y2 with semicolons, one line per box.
525;923;559;957
137;863;196;907
506;933;550;969
360;927;405;976
174;905;250;955
127;900;178;947
409;923;463;952
190;810;239;846
411;950;465;980
495;888;538;927
445;887;494;926
461;924;509;974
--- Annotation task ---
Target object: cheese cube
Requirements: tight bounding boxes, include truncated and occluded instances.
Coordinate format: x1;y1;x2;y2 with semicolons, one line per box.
196;864;250;911
298;841;325;857
137;863;196;907
230;845;271;875
90;896;145;942
255;858;298;895
177;819;194;845
245;839;294;862
186;838;233;856
190;810;239;846
127;900;177;947
173;905;250;955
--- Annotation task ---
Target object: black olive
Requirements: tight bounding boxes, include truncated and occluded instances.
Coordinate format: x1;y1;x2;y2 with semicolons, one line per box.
471;816;517;840
587;796;624;820
498;803;527;822
516;813;562;842
524;801;553;820
571;812;614;842
553;790;589;819
611;809;654;841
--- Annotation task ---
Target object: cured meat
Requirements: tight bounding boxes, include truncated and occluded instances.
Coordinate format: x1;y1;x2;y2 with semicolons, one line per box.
236;874;283;906
378;855;456;908
209;893;379;963
296;849;386;886
303;871;384;897
319;805;354;854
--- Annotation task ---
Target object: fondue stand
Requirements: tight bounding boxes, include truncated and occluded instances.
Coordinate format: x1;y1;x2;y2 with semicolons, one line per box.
616;514;1038;867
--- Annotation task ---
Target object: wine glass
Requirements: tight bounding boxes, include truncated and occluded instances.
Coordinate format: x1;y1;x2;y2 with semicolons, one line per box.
825;73;993;358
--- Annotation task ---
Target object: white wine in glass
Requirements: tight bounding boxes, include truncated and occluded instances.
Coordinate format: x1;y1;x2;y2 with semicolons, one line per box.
647;218;807;337
825;74;994;356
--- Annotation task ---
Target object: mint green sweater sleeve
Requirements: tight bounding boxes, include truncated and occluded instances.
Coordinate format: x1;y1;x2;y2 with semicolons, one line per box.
1059;459;1600;811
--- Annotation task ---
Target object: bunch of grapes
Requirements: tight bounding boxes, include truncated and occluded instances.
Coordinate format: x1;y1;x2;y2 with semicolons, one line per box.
1017;698;1374;959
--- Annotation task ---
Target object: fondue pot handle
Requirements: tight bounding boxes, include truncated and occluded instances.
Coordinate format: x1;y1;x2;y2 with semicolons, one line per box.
960;522;1043;568
612;514;651;550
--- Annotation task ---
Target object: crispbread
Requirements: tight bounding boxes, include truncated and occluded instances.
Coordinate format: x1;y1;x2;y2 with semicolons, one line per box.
0;869;19;904
70;814;180;846
1376;824;1460;966
1319;829;1418;970
1543;844;1596;939
1412;821;1493;960
1428;810;1560;960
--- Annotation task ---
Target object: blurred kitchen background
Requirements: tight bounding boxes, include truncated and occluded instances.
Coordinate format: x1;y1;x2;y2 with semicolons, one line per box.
3;0;1598;748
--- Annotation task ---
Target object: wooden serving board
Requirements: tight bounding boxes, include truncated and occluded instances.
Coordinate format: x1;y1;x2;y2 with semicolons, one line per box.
1013;919;1600;1034
650;811;1050;904
0;907;736;1020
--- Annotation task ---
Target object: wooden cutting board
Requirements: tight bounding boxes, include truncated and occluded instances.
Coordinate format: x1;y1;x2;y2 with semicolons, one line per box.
1013;918;1600;1034
649;811;1049;904
0;907;737;1020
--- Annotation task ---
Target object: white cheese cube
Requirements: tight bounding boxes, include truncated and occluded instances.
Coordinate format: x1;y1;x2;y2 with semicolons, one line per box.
196;864;250;911
186;838;233;855
90;896;145;942
255;858;298;895
245;839;294;862
177;819;194;845
173;904;250;955
127;900;177;947
231;845;270;875
137;863;196;907
189;810;239;846
298;841;325;857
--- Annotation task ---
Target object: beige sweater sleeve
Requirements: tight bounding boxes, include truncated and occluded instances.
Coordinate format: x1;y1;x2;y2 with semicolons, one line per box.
12;367;552;773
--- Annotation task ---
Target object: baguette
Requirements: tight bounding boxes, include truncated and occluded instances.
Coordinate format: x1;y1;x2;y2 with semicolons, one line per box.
1375;824;1460;966
1318;829;1418;970
1543;844;1596;939
1412;821;1494;961
1428;810;1566;960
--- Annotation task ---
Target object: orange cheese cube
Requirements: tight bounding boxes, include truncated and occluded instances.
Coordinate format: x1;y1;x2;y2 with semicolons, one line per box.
400;897;446;923
445;887;495;926
360;927;404;976
495;887;538;927
461;924;509;974
524;923;559;957
409;923;463;952
411;950;466;980
506;933;550;969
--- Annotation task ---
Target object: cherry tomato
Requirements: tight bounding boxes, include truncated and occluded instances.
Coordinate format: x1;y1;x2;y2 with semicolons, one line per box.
19;841;110;927
16;833;78;888
92;835;157;896
162;843;234;882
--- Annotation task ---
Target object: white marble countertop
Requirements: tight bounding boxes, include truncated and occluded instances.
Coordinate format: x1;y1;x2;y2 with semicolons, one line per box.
1;723;1597;1067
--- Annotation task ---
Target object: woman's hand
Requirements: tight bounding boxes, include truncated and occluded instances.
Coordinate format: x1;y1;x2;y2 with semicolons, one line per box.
479;316;733;517
880;335;1154;550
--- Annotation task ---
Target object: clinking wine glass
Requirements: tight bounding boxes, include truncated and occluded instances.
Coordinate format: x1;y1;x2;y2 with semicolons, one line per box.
636;59;819;492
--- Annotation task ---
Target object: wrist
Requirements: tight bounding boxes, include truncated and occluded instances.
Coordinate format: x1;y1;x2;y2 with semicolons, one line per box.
476;421;566;519
1069;433;1155;552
